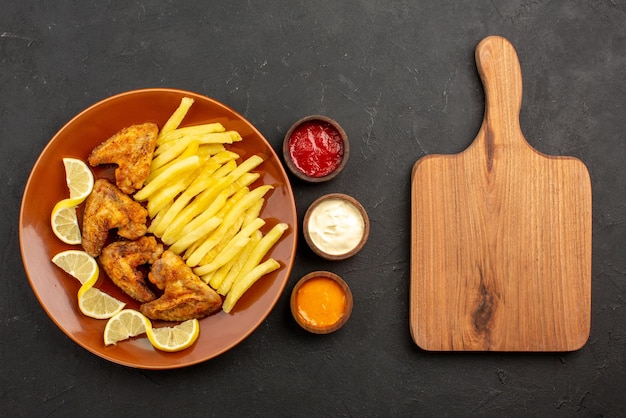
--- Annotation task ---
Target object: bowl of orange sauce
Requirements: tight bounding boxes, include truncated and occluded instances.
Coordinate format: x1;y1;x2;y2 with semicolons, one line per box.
290;271;353;334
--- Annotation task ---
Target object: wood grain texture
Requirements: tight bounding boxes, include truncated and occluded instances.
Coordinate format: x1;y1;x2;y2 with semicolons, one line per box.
410;36;592;351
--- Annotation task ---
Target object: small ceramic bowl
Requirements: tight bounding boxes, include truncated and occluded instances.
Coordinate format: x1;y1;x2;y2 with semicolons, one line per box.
282;115;349;182
303;193;369;260
290;271;353;334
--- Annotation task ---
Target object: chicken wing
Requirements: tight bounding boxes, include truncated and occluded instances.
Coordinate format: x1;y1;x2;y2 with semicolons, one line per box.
88;122;158;194
100;236;164;303
82;179;148;257
140;251;222;321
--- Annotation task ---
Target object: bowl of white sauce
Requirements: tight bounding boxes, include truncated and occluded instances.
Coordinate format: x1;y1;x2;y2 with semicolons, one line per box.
303;193;369;260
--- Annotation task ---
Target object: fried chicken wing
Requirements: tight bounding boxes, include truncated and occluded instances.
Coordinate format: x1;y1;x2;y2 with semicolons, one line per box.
82;179;148;257
88;122;158;194
140;251;222;321
99;236;164;303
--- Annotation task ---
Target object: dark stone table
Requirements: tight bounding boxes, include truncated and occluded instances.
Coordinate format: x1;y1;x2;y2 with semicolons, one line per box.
2;1;624;416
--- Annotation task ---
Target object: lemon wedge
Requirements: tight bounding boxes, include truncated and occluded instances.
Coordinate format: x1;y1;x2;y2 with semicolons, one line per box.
104;309;152;346
146;319;200;352
77;282;126;320
50;200;82;245
62;157;94;205
51;250;99;285
50;158;93;244
52;249;124;319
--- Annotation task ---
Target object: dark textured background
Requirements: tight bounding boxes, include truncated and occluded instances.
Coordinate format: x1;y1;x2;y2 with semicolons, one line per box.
2;1;625;416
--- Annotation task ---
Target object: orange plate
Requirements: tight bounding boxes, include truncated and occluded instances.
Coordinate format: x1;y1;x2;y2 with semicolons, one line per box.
19;88;297;369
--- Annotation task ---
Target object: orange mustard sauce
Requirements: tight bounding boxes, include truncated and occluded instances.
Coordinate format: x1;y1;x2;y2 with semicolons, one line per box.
296;277;346;327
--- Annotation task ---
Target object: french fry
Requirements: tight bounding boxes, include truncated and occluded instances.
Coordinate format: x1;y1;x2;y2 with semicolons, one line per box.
164;170;256;247
195;218;265;274
146;159;211;217
196;143;227;158
153;141;224;166
157;131;240;152
158;123;226;145
148;201;172;234
197;195;262;264
150;136;199;172
209;230;261;289
199;216;245;265
160;189;225;243
207;149;240;164
134;155;200;201
159;166;256;241
202;237;249;275
185;185;273;267
179;154;259;205
163;189;229;245
185;158;238;198
167;216;222;255
222;259;281;313
204;257;233;287
233;172;261;191
152;160;236;237
159;178;231;241
243;222;288;272
177;186;248;257
242;198;264;228
158;97;194;140
147;181;187;218
182;187;250;265
213;223;287;295
155;155;259;239
149;147;235;188
147;142;202;183
193;131;242;144
153;140;177;157
227;155;264;182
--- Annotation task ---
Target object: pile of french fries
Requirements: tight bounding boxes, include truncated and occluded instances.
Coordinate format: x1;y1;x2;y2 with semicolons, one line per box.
134;97;288;313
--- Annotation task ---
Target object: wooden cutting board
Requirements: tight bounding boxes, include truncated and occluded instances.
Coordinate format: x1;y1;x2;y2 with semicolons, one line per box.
410;36;592;352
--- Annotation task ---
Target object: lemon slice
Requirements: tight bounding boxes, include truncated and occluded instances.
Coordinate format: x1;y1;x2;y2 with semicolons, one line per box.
50;199;82;245
146;319;200;352
50;158;93;244
77;282;126;319
104;309;152;346
62;157;94;205
52;249;124;319
51;249;99;285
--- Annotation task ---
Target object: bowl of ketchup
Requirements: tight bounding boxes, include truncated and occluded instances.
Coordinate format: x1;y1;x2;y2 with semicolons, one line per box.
290;271;353;334
282;115;349;182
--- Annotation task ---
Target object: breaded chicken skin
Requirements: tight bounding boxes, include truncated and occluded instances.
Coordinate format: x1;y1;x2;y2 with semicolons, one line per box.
88;123;158;194
141;251;222;321
100;236;164;303
82;179;148;257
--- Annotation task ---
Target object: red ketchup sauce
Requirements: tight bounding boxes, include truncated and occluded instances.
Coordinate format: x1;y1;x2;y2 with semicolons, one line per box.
287;121;344;178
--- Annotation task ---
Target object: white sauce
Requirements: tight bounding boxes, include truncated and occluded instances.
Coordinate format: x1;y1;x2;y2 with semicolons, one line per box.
308;198;364;255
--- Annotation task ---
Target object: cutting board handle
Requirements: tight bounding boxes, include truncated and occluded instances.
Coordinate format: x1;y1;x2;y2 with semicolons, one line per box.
475;36;524;148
